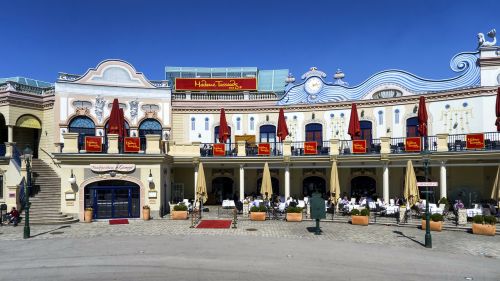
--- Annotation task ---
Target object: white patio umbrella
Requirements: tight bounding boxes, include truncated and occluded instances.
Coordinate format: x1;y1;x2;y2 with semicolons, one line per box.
330;161;340;203
196;162;207;218
261;162;273;200
491;165;500;203
404;160;419;206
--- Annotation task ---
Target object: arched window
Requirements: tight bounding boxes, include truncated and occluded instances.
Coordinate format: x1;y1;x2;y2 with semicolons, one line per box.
406;117;419;137
68;116;95;151
378;111;383;125
204;117;209;131
214;126;232;144
360;121;372;143
259;125;276;143
394;109;400;124
305;123;322;143
139;119;162;150
191;117;196;131
236;117;241;131
249;117;255;130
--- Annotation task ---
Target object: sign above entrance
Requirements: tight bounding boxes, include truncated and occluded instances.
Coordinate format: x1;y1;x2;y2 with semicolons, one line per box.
417;182;438;187
175;78;257;91
90;164;136;173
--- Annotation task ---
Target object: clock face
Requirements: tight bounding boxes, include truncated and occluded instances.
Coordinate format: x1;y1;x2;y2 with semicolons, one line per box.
304;77;323;95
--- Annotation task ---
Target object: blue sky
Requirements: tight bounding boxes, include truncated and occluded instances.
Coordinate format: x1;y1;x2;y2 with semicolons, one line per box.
0;0;499;85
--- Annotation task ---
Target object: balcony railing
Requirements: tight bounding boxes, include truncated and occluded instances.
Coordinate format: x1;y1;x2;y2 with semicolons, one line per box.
291;141;330;156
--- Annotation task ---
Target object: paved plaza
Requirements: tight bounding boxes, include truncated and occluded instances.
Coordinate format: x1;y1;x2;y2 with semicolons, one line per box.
0;219;499;280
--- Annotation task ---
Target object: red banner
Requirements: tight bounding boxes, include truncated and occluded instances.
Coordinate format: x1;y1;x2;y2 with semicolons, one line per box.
124;137;140;153
304;141;317;155
85;136;102;152
213;143;226;156
258;143;271;155
175;78;257;91
466;133;484;149
405;137;422;152
352;140;367;154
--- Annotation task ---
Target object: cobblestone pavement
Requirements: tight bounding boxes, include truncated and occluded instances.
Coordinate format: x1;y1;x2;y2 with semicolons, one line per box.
1;218;499;259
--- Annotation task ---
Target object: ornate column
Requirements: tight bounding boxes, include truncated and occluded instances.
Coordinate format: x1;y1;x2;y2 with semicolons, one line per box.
440;161;447;199
383;162;389;203
285;164;290;199
7;125;14;143
193;164;198;202
239;165;244;201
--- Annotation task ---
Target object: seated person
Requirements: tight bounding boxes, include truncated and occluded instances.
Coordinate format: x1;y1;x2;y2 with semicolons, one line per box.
6;207;19;226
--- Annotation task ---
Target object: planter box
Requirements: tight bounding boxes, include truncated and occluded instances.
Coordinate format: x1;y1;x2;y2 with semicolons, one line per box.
171;211;188;220
250;212;266;221
143;208;151;221
472;223;496;236
421;220;443;232
286;213;303;222
84;210;93;223
351;215;369;226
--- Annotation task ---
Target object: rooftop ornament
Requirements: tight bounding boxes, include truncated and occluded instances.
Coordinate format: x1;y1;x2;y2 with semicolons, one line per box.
478;28;496;48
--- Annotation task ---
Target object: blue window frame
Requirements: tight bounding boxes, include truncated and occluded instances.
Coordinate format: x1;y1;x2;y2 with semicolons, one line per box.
406;117;419;137
139;119;162;150
68;116;95;150
378;111;383;125
191;117;196;131
236;117;241;130
250;117;255;130
204;117;209;131
360;121;372;143
395;109;400;124
214;126;232;144
305;123;322;143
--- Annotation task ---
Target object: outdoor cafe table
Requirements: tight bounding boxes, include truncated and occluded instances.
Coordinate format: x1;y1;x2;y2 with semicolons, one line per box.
466;208;483;217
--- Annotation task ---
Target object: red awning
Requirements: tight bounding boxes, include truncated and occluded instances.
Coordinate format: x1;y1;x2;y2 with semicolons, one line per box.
417;96;428;137
218;108;230;143
348;103;361;140
277;108;289;142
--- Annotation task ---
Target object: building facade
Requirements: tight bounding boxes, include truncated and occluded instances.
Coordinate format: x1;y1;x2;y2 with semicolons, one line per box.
1;32;500;222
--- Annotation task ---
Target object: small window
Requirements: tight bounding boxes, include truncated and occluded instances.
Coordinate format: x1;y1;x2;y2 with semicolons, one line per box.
372;89;403;99
250;117;255;130
395;109;400;124
204;117;209;131
236;117;241;130
378;111;383;125
191;117;195;131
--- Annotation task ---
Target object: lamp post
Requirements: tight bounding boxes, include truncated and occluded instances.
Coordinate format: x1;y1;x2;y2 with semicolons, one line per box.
23;145;33;239
422;151;432;248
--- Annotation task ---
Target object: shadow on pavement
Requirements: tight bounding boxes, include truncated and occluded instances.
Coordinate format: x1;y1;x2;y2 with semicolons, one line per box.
393;230;425;247
30;225;71;238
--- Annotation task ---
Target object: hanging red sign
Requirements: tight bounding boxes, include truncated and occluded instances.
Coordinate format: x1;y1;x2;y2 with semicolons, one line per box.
124;137;140;153
85;136;102;152
304;141;317;155
258;143;271;155
466;133;484;149
352;140;367;154
175;78;257;91
213;143;226;156
405;137;422;152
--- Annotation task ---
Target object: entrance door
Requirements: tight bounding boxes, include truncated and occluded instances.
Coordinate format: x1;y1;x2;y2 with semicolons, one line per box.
350;176;376;199
85;180;140;219
302;176;326;197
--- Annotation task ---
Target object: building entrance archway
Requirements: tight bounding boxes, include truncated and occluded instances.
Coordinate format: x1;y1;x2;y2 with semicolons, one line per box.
212;177;234;204
84;180;140;219
14;115;42;158
303;176;326;197
350;176;376;199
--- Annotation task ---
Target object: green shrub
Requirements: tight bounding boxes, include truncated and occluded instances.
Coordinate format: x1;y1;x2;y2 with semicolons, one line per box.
250;205;267;212
484;215;497;225
438;197;450;210
351;209;360;216
173;203;188;211
286;206;303;213
360;208;370;216
472;215;484;224
430;213;443;222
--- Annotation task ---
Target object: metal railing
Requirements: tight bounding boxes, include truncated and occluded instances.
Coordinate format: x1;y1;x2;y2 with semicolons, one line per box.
290;141;329;156
200;142;237;157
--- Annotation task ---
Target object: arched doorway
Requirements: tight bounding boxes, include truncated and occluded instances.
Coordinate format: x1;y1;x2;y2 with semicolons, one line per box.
138;119;162;150
305;123;323;143
360;121;372;143
212;177;234;204
15;115;42;158
303;176;326;197
259;125;277;155
350;176;376;199
256;177;280;198
84;180;140;219
68;116;96;151
406;117;419;137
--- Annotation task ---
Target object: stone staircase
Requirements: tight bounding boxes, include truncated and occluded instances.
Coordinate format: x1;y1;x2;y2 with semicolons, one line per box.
22;159;79;225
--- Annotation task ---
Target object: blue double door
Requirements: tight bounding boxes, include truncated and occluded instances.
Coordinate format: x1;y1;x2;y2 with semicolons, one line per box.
85;181;140;219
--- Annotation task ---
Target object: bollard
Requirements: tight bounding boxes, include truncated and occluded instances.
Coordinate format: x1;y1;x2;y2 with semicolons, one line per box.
315;219;321;235
232;208;238;229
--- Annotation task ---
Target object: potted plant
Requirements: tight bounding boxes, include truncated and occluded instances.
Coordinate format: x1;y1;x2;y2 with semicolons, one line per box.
286;206;303;222
84;207;93;223
171;203;188;220
472;215;497;236
351;208;369;226
250;205;267;221
142;205;151;221
421;213;443;231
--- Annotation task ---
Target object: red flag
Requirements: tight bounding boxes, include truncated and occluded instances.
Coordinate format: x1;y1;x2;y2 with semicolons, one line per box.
495;87;500;132
277;108;289;142
417;96;428;136
348;103;361;140
218;108;230;143
107;99;122;135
